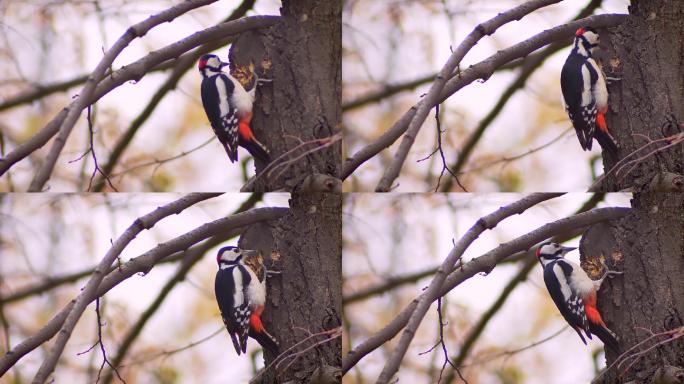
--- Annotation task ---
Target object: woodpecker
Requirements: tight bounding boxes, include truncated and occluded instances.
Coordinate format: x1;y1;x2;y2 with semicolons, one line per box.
536;242;622;352
561;27;618;158
198;54;270;164
214;246;279;356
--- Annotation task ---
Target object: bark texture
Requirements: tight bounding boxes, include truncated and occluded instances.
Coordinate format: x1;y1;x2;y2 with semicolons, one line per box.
581;193;684;383
600;0;684;191
231;0;342;192
241;193;342;383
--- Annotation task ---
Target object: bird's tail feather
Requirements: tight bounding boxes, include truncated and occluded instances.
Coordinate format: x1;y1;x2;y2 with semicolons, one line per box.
591;323;620;353
242;138;271;165
595;130;619;160
249;328;280;356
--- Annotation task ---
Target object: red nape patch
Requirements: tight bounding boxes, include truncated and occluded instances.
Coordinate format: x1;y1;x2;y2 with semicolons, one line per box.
198;59;207;70
575;27;586;37
535;247;542;258
250;314;265;333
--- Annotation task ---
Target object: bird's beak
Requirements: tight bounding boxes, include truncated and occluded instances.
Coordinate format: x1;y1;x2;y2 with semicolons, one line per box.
220;62;229;69
562;246;577;254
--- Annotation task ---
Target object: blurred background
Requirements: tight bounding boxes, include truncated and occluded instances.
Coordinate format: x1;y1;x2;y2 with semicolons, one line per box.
0;0;280;192
0;193;289;383
343;0;629;192
343;193;631;383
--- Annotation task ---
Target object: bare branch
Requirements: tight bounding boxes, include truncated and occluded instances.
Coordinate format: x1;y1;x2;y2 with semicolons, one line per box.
342;73;436;112
101;193;261;383
375;0;562;192
83;106;117;191
440;0;605;191
0;75;88;112
30;193;221;382
93;298;125;384
91;0;257;191
342;13;627;184
434;298;465;383
376;192;562;383
343;194;604;307
26;0;221;192
343;267;436;305
429;104;465;191
0;0;257;115
343;205;630;375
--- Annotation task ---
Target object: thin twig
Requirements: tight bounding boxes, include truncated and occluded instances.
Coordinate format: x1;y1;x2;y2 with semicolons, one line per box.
250;327;342;384
93;298;125;384
82;106;117;191
435;298;466;384
428;104;466;192
120;327;224;368
108;137;215;179
589;132;684;191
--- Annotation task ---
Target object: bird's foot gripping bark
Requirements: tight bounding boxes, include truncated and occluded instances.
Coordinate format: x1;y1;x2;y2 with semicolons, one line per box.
594;259;623;290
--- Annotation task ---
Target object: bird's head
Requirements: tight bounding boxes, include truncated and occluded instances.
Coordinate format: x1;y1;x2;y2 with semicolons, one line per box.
198;54;226;76
574;26;600;55
216;246;258;266
536;242;576;266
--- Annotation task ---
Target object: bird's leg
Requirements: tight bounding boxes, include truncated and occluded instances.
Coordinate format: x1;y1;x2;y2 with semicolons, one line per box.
594;259;623;290
250;67;272;86
605;76;621;85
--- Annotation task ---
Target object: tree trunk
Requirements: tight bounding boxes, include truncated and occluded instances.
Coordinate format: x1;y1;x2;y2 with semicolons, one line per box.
231;0;342;192
242;193;342;383
582;193;684;383
600;0;684;191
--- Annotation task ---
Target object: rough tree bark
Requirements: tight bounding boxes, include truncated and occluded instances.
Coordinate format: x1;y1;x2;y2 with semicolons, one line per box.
599;0;684;192
241;193;342;383
230;0;342;192
228;2;343;380
581;193;684;383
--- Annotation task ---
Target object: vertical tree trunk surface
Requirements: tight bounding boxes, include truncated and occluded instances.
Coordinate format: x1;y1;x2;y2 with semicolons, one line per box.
583;193;684;383
231;0;342;192
602;0;684;191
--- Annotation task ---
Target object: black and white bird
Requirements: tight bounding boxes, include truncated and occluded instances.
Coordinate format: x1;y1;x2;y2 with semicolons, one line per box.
198;54;270;164
561;27;618;157
536;242;622;352
214;245;279;355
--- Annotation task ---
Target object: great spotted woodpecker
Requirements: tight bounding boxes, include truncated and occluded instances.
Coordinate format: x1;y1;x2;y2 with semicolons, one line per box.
214;246;279;355
198;54;270;164
561;27;618;158
536;242;622;352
